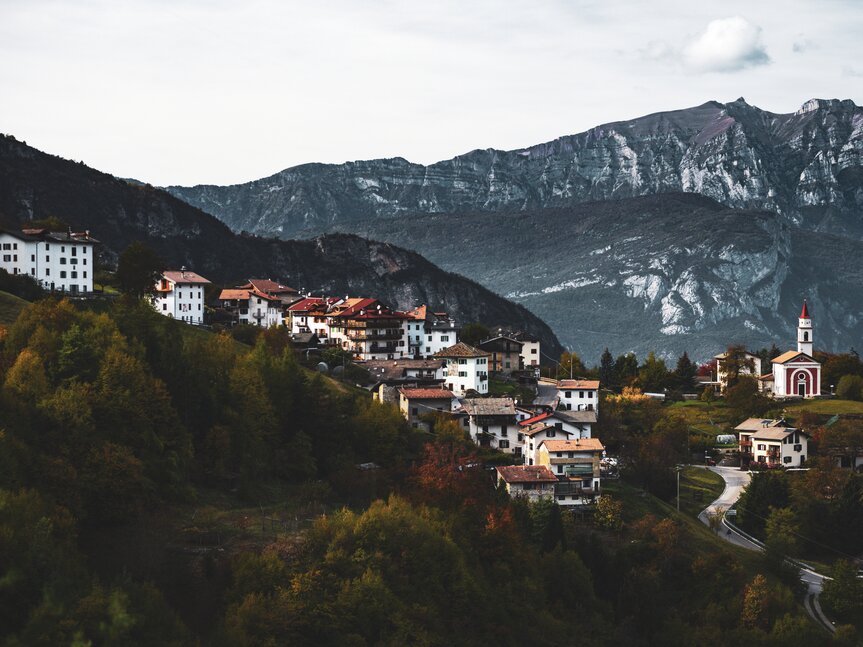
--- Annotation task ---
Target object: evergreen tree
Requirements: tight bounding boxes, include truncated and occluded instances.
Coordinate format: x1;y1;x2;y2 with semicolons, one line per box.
116;241;164;299
598;348;615;389
639;352;669;393
672;351;697;392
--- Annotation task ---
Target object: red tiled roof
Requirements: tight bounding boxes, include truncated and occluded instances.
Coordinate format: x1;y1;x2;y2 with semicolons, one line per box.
219;288;280;302
519;411;553;426
162;270;210;284
540;438;604;452
288;297;332;312
558;379;600;389
399;387;455;400
496;465;558;483
434;342;489;358
240;279;298;294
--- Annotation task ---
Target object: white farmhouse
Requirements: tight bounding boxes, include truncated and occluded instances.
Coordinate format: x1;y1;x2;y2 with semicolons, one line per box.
406;305;459;358
153;270;210;324
0;228;98;294
750;427;810;468
556;379;600;412
434;342;490;395
537;438;605;506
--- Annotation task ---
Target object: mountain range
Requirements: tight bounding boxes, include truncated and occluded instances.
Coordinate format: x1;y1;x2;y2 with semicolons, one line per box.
164;98;863;361
0;134;563;357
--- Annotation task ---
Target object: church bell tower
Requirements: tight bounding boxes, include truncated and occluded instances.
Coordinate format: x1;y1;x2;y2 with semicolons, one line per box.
797;300;813;356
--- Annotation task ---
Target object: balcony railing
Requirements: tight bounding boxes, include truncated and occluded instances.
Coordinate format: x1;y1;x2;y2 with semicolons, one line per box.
554;482;596;496
347;330;403;340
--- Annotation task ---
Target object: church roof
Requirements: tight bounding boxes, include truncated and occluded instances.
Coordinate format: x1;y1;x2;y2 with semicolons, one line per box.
772;350;817;365
800;300;810;318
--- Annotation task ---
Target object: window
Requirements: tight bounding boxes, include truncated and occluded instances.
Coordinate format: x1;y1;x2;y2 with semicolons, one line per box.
45;256;49;262
579;391;585;398
427;335;432;341
61;246;65;253
162;303;167;311
60;258;66;265
60;271;66;278
499;440;510;449
531;348;537;354
72;247;77;256
458;371;467;377
500;426;508;437
31;254;35;262
588;391;594;398
1;254;9;262
45;244;50;250
783;456;791;464
441;335;449;342
546;430;556;438
84;271;87;278
565;391;571;397
557;465;563;474
71;258;78;265
45;268;50;276
462;418;469;427
757;444;766;451
71;271;77;278
1;243;8;250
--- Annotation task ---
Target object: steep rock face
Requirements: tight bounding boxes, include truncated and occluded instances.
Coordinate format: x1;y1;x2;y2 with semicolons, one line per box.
0;135;563;356
323;194;863;361
166;98;863;238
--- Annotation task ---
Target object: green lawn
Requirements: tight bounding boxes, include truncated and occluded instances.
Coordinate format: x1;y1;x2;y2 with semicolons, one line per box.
676;467;725;517
0;290;28;326
783;399;863;416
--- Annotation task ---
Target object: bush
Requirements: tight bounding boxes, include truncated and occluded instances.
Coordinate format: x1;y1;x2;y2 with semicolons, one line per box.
836;374;863;401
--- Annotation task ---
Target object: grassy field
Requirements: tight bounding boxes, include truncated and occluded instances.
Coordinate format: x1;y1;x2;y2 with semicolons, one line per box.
783;399;863;417
665;400;737;434
0;290;28;326
675;467;725;517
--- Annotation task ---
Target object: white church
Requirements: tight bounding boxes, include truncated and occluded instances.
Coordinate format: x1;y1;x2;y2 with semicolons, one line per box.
759;301;822;399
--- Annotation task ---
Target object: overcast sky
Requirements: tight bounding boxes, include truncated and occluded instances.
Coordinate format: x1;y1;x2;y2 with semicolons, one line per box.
2;0;861;186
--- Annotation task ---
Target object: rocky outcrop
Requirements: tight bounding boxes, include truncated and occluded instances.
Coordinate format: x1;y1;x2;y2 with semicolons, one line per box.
0;134;563;357
166;98;863;239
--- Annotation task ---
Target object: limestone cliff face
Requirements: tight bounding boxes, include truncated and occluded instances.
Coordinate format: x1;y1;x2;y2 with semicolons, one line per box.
0;135;563;357
167;98;863;239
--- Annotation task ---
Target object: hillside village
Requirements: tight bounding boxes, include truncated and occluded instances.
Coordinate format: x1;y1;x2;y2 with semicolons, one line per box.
5;226;859;510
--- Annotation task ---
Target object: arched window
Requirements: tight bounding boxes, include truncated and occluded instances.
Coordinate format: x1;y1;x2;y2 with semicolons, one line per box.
803;331;809;342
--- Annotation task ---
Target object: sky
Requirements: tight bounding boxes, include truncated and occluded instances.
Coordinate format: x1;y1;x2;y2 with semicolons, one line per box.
1;0;861;186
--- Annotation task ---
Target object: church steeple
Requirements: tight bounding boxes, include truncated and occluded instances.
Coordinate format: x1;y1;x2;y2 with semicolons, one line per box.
797;300;813;356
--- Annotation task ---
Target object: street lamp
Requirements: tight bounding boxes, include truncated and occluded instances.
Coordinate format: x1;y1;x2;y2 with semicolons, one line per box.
675;464;684;513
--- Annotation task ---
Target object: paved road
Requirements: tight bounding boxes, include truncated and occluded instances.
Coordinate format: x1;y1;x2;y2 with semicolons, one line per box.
696;465;835;633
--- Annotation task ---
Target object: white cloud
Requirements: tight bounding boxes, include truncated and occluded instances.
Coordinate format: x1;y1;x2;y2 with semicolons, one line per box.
683;16;770;73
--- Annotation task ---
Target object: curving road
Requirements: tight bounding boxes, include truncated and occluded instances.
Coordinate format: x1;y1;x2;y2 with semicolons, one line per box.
696;465;835;633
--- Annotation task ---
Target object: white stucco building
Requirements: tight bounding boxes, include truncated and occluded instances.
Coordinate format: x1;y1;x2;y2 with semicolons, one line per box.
405;306;459;358
0;228;98;294
153;270;210;324
556;379;600;412
461;397;520;457
219;288;284;327
768;301;822;399
434;342;490;395
537;438;605;506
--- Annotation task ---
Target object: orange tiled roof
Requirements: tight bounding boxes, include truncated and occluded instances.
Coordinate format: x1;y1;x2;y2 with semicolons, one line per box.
558;379;600;389
540;438;604;452
434;342;489;358
399;387;455;400
496;465;557;483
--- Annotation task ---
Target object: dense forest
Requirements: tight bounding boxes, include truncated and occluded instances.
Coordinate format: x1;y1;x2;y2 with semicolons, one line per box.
0;295;855;645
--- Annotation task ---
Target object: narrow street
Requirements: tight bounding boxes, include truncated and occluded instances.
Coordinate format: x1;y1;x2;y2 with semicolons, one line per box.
696;466;835;633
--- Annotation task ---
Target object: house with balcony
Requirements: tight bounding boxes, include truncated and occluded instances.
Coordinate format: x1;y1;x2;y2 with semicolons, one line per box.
327;299;410;360
461;397;520;457
398;387;457;431
750;427;810;468
735;418;790;469
556;379;600;413
153;269;210;325
495;465;558;503
478;334;523;375
434;342;490;395
537;438;605;506
363;358;446;404
219;287;284;327
512;331;541;375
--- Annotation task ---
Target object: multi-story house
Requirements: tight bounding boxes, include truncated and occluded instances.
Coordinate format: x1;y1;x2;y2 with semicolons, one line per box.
461;397;520;457
520;421;580;466
512;331;541;374
556;379;600;412
236;279;300;307
219;287;284;327
478;334;523;375
363;358;446;404
495;465;558;503
153;269;210;324
736;418;809;468
398;387;457;431
435;342;490;395
537;438;605;506
0;228;98;294
405;306;459;358
288;297;337;342
329;300;410;360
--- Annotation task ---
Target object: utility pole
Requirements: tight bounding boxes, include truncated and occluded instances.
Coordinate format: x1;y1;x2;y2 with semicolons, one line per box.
675;465;683;513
